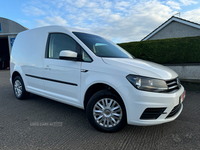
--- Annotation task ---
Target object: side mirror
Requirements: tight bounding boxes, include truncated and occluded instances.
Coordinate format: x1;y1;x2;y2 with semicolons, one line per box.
59;50;78;61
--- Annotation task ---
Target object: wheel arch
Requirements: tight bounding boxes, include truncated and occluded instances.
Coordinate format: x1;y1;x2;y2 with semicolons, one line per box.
83;83;125;111
12;71;22;85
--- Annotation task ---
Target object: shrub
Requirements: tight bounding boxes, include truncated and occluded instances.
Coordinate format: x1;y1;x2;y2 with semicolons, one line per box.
118;36;200;64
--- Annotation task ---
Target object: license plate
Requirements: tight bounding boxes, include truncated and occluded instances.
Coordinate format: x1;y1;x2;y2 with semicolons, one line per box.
180;90;186;103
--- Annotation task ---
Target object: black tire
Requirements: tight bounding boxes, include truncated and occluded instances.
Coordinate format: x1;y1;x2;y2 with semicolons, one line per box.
13;76;30;100
86;89;127;132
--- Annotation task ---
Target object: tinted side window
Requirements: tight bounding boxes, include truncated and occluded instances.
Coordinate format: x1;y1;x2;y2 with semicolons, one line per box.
47;33;78;59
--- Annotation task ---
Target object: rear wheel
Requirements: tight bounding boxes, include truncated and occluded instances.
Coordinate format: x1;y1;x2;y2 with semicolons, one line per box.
13;76;29;100
86;90;126;132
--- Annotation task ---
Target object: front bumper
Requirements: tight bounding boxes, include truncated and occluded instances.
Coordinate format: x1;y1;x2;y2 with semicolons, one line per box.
117;84;185;126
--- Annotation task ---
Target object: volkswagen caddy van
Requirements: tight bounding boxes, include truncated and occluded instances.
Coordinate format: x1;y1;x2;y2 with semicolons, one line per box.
10;26;186;132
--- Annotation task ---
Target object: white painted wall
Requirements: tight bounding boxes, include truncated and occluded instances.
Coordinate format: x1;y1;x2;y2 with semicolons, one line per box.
166;65;200;80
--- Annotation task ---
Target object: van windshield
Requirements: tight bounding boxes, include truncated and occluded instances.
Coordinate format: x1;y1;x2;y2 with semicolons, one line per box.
73;32;133;58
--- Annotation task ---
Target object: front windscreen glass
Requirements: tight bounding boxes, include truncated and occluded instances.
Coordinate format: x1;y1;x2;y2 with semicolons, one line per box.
73;32;134;58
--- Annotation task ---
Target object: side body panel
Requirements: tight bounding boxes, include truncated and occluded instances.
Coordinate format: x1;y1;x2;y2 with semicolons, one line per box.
43;58;81;106
10;28;48;93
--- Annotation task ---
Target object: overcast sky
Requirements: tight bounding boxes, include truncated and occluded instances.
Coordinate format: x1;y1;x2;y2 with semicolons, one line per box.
1;0;200;43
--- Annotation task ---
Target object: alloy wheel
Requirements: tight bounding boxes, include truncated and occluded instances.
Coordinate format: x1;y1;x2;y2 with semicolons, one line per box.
93;98;122;128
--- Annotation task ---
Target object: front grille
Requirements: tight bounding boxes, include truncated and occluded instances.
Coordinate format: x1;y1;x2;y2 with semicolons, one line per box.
140;108;166;120
165;78;181;92
166;104;182;118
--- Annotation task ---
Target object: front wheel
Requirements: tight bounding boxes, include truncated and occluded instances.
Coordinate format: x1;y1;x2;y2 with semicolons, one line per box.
13;76;30;100
86;90;127;132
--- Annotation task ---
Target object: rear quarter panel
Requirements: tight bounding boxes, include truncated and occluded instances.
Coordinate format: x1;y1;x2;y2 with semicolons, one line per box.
10;28;48;91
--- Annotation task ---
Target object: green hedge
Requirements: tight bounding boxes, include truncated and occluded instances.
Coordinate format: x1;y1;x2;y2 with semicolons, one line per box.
118;36;200;64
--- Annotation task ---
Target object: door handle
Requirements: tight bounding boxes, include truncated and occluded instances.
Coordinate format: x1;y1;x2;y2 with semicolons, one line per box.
81;69;88;72
45;65;51;70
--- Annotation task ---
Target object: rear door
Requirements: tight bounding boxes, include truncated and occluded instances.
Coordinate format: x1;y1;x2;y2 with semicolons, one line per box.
43;33;81;105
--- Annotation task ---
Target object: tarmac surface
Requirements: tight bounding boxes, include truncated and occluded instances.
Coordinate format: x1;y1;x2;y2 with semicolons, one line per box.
0;70;200;150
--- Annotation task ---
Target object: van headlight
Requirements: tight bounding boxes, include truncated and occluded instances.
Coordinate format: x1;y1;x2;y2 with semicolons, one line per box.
126;75;168;92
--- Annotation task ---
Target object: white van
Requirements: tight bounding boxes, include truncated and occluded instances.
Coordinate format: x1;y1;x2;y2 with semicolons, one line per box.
10;26;185;132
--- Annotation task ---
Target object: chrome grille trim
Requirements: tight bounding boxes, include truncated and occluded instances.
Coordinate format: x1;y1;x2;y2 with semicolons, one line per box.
167;81;176;86
168;85;178;90
165;78;180;92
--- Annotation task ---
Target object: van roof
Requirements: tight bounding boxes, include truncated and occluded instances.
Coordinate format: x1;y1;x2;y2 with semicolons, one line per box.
21;25;97;36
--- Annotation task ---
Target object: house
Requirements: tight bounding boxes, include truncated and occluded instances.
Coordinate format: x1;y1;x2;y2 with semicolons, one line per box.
141;16;200;41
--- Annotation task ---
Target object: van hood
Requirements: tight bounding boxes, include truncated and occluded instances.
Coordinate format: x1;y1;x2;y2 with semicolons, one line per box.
102;58;178;80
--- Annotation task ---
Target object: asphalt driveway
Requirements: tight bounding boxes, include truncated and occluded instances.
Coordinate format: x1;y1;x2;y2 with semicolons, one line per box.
0;70;200;150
